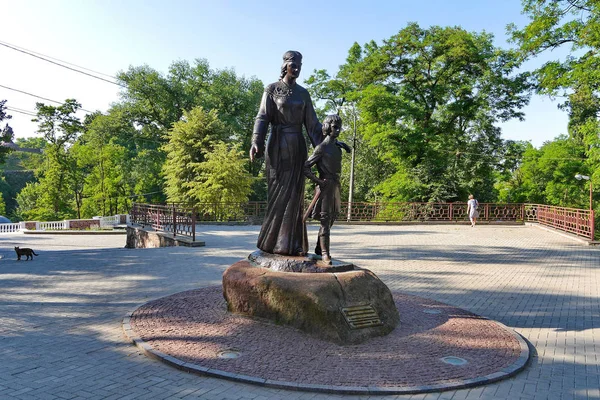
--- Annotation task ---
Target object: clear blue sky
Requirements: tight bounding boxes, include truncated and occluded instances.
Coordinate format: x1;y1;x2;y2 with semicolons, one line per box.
1;0;569;147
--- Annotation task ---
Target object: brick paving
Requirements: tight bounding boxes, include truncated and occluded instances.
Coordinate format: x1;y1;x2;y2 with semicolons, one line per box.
128;287;525;392
0;225;599;399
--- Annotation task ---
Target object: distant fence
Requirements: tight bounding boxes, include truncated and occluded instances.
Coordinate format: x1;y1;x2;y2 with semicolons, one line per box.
38;221;69;230
338;202;526;223
130;202;596;241
96;214;122;228
0;215;128;234
186;201;527;223
0;222;25;233
130;203;196;241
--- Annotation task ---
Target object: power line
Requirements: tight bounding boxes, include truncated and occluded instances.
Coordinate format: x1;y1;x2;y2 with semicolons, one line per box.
5;107;36;117
0;41;126;88
0;84;94;113
3;99;163;146
6;105;37;114
0;84;63;105
6;105;34;113
0;40;117;79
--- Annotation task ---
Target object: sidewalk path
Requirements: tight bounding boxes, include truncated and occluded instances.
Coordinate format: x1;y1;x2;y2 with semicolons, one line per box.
0;225;598;399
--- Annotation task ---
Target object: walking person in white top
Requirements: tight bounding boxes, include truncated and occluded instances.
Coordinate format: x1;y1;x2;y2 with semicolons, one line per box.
467;194;479;227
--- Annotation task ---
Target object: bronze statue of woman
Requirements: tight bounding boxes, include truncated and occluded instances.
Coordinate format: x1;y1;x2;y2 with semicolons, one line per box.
249;50;323;256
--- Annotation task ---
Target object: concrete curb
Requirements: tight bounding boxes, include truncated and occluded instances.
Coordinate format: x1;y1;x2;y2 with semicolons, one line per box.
122;295;530;395
526;222;599;245
23;229;126;235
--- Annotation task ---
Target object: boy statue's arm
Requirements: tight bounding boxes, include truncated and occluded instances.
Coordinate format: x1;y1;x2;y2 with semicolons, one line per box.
304;147;326;187
336;140;351;153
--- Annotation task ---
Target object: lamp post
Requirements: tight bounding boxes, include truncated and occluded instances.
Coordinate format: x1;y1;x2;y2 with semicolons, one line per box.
333;98;358;222
575;173;594;239
346;103;357;222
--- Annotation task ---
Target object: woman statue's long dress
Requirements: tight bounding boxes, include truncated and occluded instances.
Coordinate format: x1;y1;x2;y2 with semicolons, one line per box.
249;51;322;256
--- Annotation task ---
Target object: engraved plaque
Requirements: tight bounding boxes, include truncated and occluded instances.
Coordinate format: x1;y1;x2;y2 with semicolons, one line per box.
341;304;383;329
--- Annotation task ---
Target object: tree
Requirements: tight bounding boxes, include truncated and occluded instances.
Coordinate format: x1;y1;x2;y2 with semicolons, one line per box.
109;59;263;203
162;107;254;219
33;99;82;147
116;59;262;150
509;0;600;210
2;137;47;171
15;181;43;221
0;187;7;216
494;140;534;203
499;136;588;206
0;136;44;218
162;107;229;204
306;43;395;202
0;100;14;165
333;24;533;202
195;141;254;220
76;111;138;217
20;100;84;220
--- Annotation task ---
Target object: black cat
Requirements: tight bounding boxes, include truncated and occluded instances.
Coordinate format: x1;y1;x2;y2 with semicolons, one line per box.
15;246;38;261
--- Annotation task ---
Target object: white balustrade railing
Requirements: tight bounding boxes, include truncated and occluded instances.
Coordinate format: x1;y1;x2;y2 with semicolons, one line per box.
98;215;120;228
0;214;128;233
37;221;69;230
0;222;24;233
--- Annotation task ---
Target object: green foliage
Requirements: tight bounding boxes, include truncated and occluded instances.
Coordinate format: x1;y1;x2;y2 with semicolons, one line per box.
306;49;394;203
0;186;7;216
309;24;533;203
116;59;262;150
0;137;44;217
13;101;83;220
195;141;254;220
162;107;254;220
33;100;82;147
510;0;599;234
76;111;138;217
1;171;35;219
15;182;42;221
15;177;74;222
498;136;588;206
360;24;532;202
99;59;262;205
3;137;47;171
36;152;77;220
0;100;15;165
11;58;263;221
162;107;230;203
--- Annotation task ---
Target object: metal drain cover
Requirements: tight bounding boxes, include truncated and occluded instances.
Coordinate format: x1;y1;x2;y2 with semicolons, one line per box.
441;356;468;366
217;349;241;359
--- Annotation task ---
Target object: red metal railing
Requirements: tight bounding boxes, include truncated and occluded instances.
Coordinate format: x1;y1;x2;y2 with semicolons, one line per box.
178;202;526;223
338;202;525;222
130;202;595;241
528;204;594;240
130;203;196;241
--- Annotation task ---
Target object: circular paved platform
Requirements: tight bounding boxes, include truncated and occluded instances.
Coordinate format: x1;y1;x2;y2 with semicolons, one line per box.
123;286;529;395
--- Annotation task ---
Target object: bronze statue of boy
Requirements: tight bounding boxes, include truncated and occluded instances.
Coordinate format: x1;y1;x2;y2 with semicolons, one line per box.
303;114;351;264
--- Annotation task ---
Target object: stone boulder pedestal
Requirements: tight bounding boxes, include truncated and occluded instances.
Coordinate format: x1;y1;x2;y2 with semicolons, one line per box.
222;252;400;345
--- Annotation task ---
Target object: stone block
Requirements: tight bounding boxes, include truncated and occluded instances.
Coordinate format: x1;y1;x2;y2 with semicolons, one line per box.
222;259;399;344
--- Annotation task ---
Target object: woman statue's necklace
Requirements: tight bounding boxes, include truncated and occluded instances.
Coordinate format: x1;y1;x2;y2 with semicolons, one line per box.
272;79;294;98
